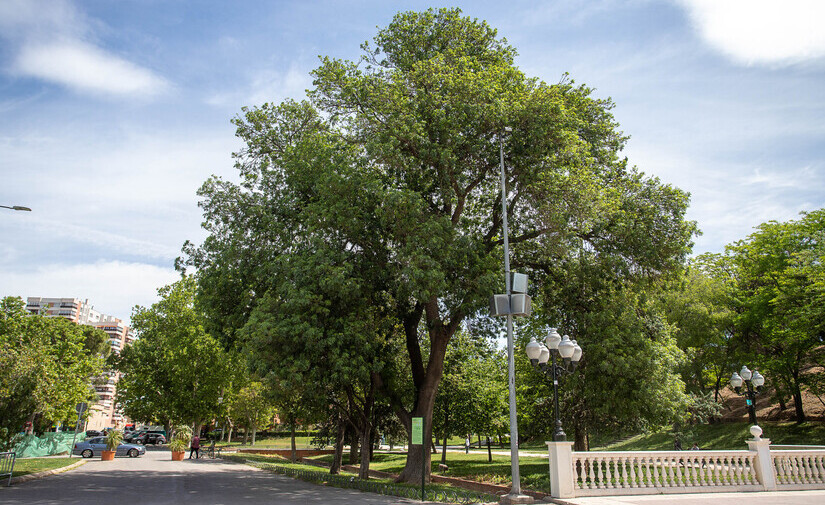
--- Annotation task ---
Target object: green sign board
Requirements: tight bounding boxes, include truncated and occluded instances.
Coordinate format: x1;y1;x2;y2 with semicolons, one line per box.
411;417;423;445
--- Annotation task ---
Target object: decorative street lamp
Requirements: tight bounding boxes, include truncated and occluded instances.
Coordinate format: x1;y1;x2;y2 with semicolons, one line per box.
526;328;583;441
730;365;765;426
0;205;32;212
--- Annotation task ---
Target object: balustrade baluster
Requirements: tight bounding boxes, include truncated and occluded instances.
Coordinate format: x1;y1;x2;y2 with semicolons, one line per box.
674;454;684;487
792;455;801;484
816;455;825;484
620;456;628;488
734;455;743;485
800;455;810;484
653;455;662;488
575;458;584;489
665;455;674;487
589;457;598;489
629;456;637;488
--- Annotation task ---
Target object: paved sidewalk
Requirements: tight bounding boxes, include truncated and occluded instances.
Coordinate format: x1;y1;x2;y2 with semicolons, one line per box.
556;490;825;505
0;449;422;504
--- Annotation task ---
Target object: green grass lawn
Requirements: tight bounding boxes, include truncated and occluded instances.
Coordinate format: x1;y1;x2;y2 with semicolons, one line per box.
222;452;500;500
310;451;551;492
593;421;825;451
217;435;315;449
10;457;79;478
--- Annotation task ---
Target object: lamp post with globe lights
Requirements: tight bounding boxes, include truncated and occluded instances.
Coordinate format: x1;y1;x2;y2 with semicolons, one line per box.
525;328;583;441
730;366;765;426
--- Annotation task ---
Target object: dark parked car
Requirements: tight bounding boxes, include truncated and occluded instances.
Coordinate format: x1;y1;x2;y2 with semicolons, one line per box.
84;430;103;438
135;432;166;445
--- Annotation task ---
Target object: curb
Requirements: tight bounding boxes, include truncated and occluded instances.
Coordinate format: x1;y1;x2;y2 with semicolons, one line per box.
7;459;87;486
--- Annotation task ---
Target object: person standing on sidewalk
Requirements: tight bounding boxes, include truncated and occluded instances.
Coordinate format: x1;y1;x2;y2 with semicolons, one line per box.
465;436;470;454
190;434;201;459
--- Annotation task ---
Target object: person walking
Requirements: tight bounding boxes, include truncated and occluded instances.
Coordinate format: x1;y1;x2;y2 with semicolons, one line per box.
674;437;683;451
190;434;201;459
465;436;470;454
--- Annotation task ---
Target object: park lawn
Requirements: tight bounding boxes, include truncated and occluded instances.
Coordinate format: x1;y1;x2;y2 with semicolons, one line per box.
11;457;79;478
593;421;825;451
217;435;315;449
222;452;499;500
310;451;551;493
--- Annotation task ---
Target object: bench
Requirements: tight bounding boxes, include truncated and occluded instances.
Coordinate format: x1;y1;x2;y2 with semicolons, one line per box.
0;452;15;487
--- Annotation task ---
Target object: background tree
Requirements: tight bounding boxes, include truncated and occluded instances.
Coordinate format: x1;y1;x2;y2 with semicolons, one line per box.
524;256;692;451
231;381;275;445
0;296;107;447
726;209;825;422
433;329;507;464
115;278;237;434
183;8;695;482
661;254;736;408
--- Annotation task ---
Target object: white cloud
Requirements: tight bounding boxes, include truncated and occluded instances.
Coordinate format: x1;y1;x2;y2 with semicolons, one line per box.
0;260;180;324
206;65;312;108
0;0;169;97
678;0;825;65
15;41;168;97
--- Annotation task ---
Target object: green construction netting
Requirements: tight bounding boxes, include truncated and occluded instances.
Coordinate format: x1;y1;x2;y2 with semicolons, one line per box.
13;431;88;458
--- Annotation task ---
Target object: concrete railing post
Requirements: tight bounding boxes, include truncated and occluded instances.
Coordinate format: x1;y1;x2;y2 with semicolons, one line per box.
546;441;575;499
746;425;776;491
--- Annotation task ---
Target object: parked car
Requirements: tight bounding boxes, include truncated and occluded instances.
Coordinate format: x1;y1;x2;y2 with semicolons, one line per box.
73;437;145;458
84;430;103;438
123;430;141;442
135;432;167;445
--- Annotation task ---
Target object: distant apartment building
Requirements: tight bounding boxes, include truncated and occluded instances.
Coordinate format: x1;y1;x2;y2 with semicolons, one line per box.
26;296;134;430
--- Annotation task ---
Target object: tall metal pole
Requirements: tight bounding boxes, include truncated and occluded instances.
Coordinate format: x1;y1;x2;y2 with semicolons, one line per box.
746;382;758;426
500;129;522;497
551;353;566;441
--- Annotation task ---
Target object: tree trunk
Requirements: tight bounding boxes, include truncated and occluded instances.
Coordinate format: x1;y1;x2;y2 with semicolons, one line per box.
251;423;257;445
395;310;456;484
440;435;448;465
243;426;248;445
487;436;492;462
348;427;359;464
573;422;588;452
359;425;371;480
227;421;234;443
331;418;345;474
290;421;297;463
440;399;449;465
792;386;806;422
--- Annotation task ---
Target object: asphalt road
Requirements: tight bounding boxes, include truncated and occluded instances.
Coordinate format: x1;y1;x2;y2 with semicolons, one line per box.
0;449;421;505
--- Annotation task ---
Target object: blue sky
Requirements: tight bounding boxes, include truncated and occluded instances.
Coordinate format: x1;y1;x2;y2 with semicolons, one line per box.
1;0;824;322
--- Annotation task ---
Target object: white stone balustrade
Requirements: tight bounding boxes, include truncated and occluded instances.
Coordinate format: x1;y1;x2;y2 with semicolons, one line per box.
547;438;825;499
773;450;825;488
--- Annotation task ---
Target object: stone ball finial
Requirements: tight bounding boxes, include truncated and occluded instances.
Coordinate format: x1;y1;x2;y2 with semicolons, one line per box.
750;425;763;440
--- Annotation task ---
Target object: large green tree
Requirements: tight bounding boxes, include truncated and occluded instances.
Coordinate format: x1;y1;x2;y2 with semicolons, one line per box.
184;8;694;482
114;278;238;433
0;296;107;448
662;254;737;405
726;209;825;422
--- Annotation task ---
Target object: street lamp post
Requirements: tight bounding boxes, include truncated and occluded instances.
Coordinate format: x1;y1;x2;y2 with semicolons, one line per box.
730;366;765;426
0;205;32;212
525;328;582;441
488;127;534;504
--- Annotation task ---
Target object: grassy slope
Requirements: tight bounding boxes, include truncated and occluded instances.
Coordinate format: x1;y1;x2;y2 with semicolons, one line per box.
593;422;825;451
11;457;78;478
